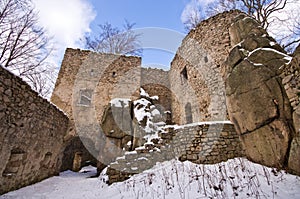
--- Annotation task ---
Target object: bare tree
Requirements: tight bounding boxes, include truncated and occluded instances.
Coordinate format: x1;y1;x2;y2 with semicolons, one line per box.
0;0;54;97
206;0;242;17
183;0;299;51
271;2;300;52
183;0;243;30
205;0;288;29
240;0;288;29
183;6;203;31
84;20;142;56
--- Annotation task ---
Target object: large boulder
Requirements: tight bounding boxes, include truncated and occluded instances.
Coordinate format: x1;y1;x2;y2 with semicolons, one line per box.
99;99;134;166
225;14;295;168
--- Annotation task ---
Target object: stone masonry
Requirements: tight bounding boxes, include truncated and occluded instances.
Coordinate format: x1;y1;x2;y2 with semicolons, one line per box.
51;49;141;170
169;10;242;124
1;8;299;194
0;66;69;194
49;10;299;185
107;122;244;184
141;68;172;113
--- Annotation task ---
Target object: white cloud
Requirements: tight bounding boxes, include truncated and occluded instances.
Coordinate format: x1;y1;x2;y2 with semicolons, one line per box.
31;0;96;97
33;0;96;49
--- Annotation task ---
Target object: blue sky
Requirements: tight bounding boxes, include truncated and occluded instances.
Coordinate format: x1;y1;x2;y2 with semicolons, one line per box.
33;0;201;70
32;0;300;70
87;0;190;69
88;0;187;31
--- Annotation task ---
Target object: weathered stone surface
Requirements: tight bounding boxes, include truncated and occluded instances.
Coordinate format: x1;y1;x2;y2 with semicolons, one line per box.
141;68;172;113
281;44;300;175
51;49;142;172
106;122;244;184
225;15;295;168
247;48;290;73
0;66;69;194
229;15;267;46
170;10;243;124
60;136;98;172
288;133;300;175
101;102;133;139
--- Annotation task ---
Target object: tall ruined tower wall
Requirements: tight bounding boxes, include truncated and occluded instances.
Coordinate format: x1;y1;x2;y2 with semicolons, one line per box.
51;48;142;138
169;10;242;124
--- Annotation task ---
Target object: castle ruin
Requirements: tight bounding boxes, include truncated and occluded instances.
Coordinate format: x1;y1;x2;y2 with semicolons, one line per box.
1;10;299;194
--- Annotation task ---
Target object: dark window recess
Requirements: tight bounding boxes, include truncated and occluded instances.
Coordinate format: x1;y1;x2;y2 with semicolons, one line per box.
185;103;193;124
79;89;93;106
2;148;26;177
180;67;188;82
204;56;208;63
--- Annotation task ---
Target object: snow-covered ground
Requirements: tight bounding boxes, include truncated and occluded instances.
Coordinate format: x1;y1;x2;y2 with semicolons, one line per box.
1;158;300;199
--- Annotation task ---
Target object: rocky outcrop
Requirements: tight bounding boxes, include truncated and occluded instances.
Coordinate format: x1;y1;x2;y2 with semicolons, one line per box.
96;91;170;174
281;44;300;175
225;14;295;168
99;99;134;166
0;66;69;194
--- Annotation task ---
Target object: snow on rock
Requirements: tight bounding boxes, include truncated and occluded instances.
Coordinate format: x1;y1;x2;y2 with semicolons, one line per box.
2;158;300;199
124;151;137;155
150;95;159;100
140;88;149;97
133;98;152;122
110;98;131;108
126;141;132;146
164;120;232;130
116;156;125;161
151;109;160;116
270;41;276;46
133;89;166;142
248;47;292;62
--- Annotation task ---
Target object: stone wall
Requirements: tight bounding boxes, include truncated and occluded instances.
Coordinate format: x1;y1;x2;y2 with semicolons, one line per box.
141;68;172;112
169;10;242;124
0;66;69;194
107;122;244;184
51;48;141;138
60;136;98;172
164;122;245;164
51;48;141;171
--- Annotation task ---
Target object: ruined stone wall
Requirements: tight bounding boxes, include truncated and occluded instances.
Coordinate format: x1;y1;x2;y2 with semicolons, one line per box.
107;122;244;184
164;123;245;164
0;66;69;194
51;49;141;171
51;48;141;138
169;10;242;124
141;68;172;112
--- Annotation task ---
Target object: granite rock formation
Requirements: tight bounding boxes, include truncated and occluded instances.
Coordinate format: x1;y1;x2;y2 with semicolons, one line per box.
225;14;295;168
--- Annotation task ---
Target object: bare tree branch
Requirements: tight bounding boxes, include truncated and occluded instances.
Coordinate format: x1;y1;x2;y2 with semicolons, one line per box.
183;0;299;52
84;20;142;56
0;0;55;97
